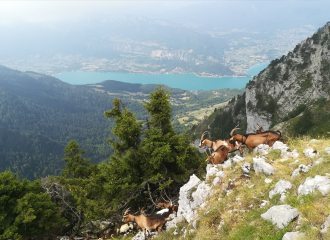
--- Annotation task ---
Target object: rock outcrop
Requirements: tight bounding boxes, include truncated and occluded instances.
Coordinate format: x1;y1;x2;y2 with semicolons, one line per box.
298;175;330;196
253;156;277;175
320;215;330;234
261;205;299;229
282;232;305;240
269;180;292;202
245;22;330;132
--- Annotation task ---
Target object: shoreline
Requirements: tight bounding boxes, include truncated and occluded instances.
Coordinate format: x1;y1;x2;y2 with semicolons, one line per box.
54;70;251;79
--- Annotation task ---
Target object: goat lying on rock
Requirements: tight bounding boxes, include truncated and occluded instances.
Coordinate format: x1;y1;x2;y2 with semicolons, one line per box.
199;130;243;155
205;146;229;165
122;208;171;239
229;125;281;150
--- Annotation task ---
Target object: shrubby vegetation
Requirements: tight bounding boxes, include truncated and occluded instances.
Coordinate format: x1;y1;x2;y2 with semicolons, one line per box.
0;172;66;239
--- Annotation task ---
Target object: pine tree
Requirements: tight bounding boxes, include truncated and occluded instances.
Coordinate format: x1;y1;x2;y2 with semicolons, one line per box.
58;141;102;226
0;171;66;240
102;85;203;210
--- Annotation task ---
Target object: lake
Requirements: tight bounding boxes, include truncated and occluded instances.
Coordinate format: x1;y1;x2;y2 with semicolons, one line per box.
55;62;269;91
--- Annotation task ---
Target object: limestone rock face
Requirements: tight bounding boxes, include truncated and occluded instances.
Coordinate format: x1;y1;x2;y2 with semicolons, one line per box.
222;159;232;168
165;215;185;230
271;141;289;153
314;157;324;166
298;175;330;196
254;144;270;155
232;155;245;163
253;156;277;175
132;230;156;240
245;23;330;133
320;215;330;234
282;232;305;240
192;139;206;153
324;147;330;154
291;164;310;178
261;205;299;229
177;174;201;223
303;148;319;158
191;182;212;209
281;149;299;161
269;180;292;202
205;165;219;180
177;173;212;223
241;162;251;174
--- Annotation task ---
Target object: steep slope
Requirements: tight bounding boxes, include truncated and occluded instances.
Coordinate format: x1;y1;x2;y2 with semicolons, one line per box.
153;138;330;240
0;66;125;179
246;22;330;132
188;22;330;142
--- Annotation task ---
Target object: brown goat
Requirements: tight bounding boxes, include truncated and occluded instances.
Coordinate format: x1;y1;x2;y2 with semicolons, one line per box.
199;130;243;155
205;145;229;165
156;201;179;215
157;202;171;208
229;126;281;150
122;208;170;239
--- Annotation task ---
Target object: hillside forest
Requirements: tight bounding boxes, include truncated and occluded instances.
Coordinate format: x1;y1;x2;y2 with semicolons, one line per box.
0;65;243;180
0;86;206;239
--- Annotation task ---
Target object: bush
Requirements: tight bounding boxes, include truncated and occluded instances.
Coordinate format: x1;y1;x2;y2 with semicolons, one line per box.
293;108;313;135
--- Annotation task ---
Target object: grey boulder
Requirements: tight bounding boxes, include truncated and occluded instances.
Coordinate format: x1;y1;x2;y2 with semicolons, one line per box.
261;205;299;229
303;148;319;158
298;175;330;196
254;144;270;155
241;162;251;174
177;174;201;223
321;215;330;234
271;141;289;153
253;156;277;175
291;164;310;178
282;232;305;240
269;180;292;202
324;147;330;154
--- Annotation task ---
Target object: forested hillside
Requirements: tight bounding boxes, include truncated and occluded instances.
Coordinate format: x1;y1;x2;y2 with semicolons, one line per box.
0;66;127;179
0;66;243;180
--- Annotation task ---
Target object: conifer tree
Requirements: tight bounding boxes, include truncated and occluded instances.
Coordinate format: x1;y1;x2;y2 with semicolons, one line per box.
0;171;66;239
58;141;102;227
102;85;203;209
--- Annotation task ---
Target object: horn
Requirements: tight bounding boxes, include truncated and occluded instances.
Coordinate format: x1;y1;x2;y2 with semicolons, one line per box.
201;131;208;140
123;208;130;216
230;124;240;136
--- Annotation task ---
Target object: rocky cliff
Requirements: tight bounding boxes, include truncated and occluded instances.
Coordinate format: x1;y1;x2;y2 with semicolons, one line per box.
246;22;330;132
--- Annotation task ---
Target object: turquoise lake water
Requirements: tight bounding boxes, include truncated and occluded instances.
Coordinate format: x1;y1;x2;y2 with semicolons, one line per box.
55;62;269;91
